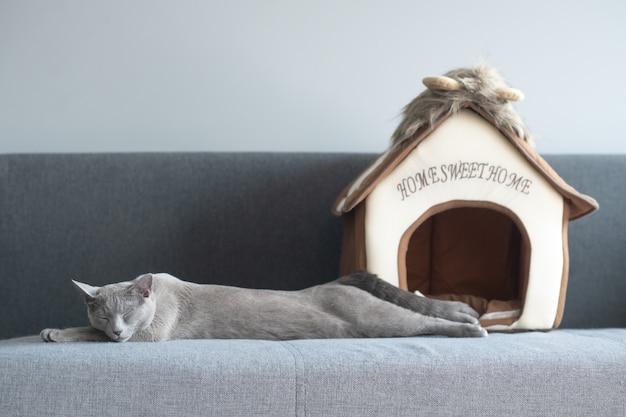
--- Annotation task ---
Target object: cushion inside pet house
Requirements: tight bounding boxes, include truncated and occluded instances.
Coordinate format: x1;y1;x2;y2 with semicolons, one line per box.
333;66;598;330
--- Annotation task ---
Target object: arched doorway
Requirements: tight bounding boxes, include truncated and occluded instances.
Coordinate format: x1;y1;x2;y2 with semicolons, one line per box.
399;202;531;318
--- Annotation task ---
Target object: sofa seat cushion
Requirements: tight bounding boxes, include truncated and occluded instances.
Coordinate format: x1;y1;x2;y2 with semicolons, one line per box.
1;329;625;416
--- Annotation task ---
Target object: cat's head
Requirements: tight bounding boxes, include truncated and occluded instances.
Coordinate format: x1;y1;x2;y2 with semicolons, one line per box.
72;274;156;342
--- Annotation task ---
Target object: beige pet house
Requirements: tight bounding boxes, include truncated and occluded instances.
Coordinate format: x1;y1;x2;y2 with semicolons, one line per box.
333;65;598;331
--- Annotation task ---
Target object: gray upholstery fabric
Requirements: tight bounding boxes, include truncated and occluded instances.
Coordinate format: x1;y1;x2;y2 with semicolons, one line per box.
289;329;626;416
0;153;371;339
0;336;296;417
543;155;626;328
0;153;624;339
0;153;624;416
1;329;624;416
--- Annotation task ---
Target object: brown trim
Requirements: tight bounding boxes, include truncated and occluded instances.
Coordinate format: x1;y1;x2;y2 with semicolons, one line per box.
468;104;599;220
332;115;451;215
552;202;571;328
397;200;532;325
339;204;367;276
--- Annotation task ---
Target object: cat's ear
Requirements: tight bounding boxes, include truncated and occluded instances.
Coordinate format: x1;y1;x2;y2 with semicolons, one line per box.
133;274;153;298
72;280;99;303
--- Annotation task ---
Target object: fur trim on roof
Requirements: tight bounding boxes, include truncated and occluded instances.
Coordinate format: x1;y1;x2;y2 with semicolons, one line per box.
390;63;533;147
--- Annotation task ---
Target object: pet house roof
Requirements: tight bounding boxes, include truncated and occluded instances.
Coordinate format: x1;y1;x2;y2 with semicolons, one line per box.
333;67;598;220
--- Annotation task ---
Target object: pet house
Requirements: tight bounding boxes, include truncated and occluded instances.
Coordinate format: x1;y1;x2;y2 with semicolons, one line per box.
333;65;598;331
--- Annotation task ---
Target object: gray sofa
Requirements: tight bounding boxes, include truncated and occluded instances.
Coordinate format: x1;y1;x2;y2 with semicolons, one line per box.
0;152;624;416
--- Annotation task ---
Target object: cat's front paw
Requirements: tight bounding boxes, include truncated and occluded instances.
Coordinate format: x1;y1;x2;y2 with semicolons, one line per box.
41;326;113;342
40;328;85;342
40;328;61;342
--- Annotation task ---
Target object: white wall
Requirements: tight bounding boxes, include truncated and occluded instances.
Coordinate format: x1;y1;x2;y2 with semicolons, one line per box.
1;0;624;154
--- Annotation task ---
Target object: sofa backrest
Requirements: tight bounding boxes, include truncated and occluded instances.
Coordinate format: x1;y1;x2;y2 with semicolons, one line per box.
545;154;626;329
0;153;623;339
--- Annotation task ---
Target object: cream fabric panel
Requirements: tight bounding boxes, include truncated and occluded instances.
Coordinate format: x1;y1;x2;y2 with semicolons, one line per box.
365;110;564;329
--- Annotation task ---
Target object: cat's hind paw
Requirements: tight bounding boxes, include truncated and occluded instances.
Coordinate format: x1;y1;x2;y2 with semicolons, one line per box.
463;323;488;338
443;301;481;325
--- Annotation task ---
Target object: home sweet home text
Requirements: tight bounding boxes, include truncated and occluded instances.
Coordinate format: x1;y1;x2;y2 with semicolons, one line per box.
396;160;532;201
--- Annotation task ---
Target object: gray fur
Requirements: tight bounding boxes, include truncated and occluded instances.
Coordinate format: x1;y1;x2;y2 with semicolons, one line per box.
391;63;533;147
41;271;487;342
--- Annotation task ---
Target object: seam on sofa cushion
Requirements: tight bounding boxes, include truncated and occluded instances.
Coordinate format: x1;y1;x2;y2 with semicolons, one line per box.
282;341;307;417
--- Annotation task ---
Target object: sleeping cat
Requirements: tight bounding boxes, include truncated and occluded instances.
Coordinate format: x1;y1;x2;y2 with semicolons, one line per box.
40;271;487;342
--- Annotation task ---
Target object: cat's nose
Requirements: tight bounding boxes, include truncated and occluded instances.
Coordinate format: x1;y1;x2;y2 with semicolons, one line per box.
113;330;122;336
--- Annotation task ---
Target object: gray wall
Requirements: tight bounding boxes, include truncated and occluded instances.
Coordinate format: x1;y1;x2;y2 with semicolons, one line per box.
1;0;624;154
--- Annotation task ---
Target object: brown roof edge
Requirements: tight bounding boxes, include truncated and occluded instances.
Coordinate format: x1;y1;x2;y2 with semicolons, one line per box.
332;103;599;220
469;104;599;220
332;114;451;216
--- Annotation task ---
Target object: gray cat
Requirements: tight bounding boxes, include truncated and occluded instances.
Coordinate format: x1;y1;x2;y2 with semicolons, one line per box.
40;271;487;342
